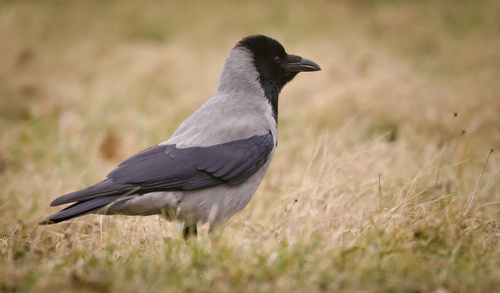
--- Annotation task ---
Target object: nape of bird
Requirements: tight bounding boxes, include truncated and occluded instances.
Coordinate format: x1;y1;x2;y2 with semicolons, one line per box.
40;35;321;238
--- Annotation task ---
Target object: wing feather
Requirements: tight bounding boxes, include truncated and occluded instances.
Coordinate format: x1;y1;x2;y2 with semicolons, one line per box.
50;132;274;206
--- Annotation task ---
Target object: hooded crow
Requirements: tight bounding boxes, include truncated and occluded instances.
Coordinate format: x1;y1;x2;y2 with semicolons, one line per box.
40;35;321;238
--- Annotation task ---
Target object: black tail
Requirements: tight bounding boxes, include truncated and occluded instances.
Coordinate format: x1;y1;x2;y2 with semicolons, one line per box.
50;179;137;206
40;179;139;225
39;195;125;225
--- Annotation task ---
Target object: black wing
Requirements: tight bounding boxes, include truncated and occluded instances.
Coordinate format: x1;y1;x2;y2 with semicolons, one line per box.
110;132;274;187
50;132;274;206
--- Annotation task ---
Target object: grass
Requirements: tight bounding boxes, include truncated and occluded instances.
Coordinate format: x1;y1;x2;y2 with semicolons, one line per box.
1;0;500;292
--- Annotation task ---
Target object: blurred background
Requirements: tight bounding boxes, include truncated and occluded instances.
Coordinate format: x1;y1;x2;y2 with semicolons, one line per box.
1;0;499;163
1;0;499;291
2;0;499;209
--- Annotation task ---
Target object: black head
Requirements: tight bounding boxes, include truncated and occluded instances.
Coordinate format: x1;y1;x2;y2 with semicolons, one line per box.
236;35;321;119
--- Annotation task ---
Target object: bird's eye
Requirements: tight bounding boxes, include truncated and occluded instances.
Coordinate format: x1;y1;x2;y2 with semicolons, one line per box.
273;56;281;64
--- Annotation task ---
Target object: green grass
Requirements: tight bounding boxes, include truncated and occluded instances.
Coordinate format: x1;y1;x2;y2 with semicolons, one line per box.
1;0;500;292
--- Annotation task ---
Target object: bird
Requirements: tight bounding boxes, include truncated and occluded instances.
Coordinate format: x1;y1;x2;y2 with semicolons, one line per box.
39;35;321;238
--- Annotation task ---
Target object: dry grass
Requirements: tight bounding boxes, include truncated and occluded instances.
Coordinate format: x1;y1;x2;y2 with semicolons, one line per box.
1;0;499;292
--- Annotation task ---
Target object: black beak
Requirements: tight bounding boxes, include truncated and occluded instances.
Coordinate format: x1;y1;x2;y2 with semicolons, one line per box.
285;54;321;72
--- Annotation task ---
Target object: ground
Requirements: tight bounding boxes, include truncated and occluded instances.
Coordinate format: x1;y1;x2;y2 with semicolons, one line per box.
0;0;499;292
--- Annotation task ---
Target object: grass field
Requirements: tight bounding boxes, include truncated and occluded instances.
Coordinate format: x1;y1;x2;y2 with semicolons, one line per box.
1;0;500;292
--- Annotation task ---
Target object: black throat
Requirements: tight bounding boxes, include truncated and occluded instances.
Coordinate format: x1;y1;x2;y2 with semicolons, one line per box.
257;71;298;122
258;78;281;122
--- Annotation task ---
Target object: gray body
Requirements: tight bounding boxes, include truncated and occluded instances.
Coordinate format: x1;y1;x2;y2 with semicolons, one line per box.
40;35;320;235
106;48;277;226
106;160;272;226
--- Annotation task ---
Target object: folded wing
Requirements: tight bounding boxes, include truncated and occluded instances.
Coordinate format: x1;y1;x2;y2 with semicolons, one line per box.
50;132;274;206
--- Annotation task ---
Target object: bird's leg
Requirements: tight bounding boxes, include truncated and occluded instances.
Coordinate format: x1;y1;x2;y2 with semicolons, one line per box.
183;224;197;239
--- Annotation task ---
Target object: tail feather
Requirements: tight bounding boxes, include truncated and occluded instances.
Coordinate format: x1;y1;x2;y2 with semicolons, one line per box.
39;195;126;225
50;179;137;206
